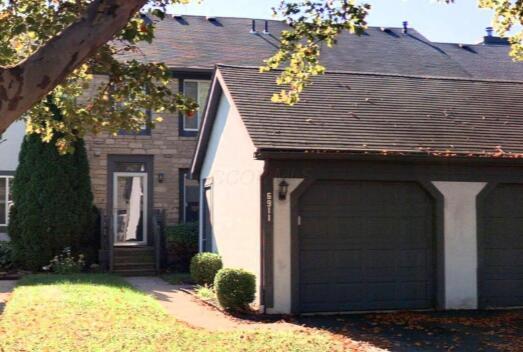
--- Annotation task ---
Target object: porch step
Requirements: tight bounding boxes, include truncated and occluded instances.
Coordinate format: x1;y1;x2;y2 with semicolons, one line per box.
112;246;156;275
114;246;155;257
113;262;155;270
114;269;157;276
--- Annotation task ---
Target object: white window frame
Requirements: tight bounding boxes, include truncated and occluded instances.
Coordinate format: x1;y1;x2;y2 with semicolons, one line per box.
183;79;210;132
0;176;13;227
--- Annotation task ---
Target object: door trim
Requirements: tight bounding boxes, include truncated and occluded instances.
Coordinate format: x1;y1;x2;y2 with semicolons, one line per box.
289;179;443;314
113;172;148;246
107;155;154;247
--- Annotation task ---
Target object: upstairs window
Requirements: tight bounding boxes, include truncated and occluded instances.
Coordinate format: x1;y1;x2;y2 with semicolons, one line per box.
117;114;151;136
0;176;13;227
115;86;152;136
183;80;210;133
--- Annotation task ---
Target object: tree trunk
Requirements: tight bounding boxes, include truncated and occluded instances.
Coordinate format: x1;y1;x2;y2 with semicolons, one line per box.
0;0;148;134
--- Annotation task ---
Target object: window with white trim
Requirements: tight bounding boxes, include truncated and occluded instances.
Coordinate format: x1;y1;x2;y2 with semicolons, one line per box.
0;176;13;227
183;80;210;132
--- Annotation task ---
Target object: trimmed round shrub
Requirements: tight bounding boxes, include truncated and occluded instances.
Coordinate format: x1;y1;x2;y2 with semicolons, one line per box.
190;253;222;285
214;268;256;311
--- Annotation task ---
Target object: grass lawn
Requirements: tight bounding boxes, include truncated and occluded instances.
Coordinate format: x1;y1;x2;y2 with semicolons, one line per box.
0;274;346;352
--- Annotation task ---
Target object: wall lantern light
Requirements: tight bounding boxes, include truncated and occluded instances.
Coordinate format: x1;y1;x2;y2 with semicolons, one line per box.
158;173;165;183
278;180;289;200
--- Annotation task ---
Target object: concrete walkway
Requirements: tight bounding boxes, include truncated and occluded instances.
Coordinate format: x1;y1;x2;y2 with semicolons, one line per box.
125;276;296;331
0;280;16;314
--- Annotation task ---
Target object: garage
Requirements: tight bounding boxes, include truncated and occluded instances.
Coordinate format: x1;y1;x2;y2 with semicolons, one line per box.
296;180;436;313
479;184;523;308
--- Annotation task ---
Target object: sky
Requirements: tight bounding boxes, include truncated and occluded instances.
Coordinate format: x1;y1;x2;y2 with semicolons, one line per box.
169;0;498;44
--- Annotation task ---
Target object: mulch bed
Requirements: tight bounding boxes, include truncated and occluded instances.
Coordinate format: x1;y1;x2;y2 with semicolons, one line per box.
181;286;292;323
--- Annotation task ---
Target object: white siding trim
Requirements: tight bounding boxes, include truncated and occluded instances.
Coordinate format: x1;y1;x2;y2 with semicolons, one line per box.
432;181;486;309
268;178;304;314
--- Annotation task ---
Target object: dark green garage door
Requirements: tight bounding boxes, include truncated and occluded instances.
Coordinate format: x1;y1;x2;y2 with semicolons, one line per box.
479;184;523;308
298;181;435;313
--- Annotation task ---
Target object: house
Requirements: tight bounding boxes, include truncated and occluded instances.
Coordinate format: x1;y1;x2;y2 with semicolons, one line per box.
191;62;523;314
2;15;521;282
0;120;25;241
89;15;513;274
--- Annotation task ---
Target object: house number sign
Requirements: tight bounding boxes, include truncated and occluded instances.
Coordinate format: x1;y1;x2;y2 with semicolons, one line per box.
266;192;273;222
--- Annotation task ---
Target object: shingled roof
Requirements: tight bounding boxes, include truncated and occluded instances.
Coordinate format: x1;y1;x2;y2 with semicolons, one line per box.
200;65;523;162
119;15;523;79
434;42;523;80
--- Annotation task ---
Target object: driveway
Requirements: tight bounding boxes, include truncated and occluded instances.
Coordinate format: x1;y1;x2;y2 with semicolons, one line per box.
292;310;523;351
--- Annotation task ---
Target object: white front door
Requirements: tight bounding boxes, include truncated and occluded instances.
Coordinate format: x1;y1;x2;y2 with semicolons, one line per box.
113;172;148;245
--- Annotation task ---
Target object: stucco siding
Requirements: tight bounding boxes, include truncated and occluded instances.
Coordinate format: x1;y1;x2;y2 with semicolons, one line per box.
432;181;486;309
268;178;303;314
199;94;265;304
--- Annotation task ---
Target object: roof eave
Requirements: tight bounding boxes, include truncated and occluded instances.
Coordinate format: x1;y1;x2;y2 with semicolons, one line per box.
254;148;523;165
190;67;224;179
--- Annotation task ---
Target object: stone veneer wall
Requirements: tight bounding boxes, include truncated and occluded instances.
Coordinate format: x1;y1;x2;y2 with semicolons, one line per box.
82;76;197;225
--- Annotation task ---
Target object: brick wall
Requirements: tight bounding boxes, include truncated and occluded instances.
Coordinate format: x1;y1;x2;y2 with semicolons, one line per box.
83;77;197;225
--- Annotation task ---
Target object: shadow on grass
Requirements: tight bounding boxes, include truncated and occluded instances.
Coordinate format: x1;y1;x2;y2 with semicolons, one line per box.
16;273;136;290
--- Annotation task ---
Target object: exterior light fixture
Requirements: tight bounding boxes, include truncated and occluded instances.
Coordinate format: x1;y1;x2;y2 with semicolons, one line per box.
158;173;164;183
278;180;289;200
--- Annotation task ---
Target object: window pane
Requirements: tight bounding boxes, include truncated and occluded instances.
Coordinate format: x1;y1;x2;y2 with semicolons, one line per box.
186;181;199;203
183;80;210;132
0;178;6;225
115;162;145;172
184;81;199;131
197;81;211;118
184;81;198;100
183;173;199;223
7;177;12;202
115;175;145;243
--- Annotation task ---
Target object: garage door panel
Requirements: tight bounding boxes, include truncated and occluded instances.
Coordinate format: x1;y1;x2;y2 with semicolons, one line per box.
483;232;523;249
479;184;523;308
300;283;339;307
336;284;367;301
397;282;431;301
481;281;523;307
367;282;400;301
298;180;435;313
484;249;523;267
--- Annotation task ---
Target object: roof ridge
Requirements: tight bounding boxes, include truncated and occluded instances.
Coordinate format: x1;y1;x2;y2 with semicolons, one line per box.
156;14;412;30
167;13;410;31
216;64;523;84
159;13;279;22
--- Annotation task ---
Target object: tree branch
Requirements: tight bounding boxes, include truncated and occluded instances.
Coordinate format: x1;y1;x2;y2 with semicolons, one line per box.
0;0;148;134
